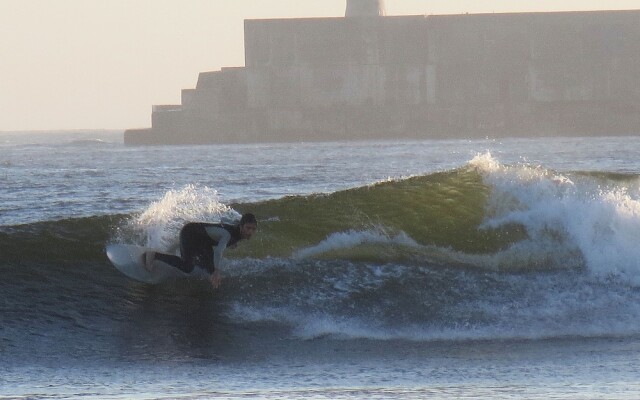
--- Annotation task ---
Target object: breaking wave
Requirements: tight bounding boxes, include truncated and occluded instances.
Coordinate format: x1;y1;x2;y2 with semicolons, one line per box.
4;154;640;343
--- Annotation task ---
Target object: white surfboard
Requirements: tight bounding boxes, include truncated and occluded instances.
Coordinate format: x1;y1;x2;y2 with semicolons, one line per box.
105;244;191;284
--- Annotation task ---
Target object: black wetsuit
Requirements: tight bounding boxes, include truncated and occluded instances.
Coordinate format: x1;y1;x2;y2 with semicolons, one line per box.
154;222;243;274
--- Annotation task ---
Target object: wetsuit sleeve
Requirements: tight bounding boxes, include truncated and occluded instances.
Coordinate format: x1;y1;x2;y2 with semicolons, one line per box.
204;226;231;271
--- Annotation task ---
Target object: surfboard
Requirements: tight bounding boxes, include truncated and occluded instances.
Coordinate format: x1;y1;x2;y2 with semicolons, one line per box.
105;244;190;284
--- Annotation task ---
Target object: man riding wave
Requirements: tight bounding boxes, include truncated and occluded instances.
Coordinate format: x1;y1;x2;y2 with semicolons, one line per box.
144;213;257;288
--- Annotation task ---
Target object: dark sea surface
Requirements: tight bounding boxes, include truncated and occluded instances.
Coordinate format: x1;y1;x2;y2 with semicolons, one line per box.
2;131;640;399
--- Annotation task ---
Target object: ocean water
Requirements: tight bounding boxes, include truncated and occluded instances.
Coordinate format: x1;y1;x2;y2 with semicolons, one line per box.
2;131;640;399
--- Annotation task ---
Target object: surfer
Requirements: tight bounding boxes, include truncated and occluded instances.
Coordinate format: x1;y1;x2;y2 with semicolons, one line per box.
143;213;258;288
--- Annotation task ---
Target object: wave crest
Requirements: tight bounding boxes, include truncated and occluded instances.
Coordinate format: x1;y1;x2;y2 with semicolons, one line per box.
4;154;640;284
472;152;640;283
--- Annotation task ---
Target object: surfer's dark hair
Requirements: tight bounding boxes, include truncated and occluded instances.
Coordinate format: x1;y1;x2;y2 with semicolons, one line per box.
240;213;257;226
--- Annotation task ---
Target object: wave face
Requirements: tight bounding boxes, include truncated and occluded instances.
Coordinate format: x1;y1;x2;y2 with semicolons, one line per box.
3;154;640;344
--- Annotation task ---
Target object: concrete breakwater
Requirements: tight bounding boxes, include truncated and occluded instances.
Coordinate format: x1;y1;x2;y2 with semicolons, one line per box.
126;10;640;145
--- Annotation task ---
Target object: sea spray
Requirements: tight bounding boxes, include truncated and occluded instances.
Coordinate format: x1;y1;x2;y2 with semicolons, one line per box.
114;185;240;251
471;152;640;283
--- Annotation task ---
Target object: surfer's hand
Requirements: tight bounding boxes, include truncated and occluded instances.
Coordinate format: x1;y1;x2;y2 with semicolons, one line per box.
210;270;222;289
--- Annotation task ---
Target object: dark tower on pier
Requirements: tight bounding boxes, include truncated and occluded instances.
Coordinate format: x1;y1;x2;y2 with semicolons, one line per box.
345;0;386;17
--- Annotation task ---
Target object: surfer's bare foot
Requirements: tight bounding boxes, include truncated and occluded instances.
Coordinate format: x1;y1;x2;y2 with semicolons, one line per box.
144;251;155;272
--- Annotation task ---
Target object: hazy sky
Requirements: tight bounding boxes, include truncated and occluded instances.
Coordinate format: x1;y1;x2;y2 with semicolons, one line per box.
2;0;639;131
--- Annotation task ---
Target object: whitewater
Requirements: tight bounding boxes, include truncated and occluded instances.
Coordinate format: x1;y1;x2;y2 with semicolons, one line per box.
2;131;640;399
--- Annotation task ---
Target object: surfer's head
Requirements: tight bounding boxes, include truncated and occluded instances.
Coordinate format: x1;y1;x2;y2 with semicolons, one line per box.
239;213;258;240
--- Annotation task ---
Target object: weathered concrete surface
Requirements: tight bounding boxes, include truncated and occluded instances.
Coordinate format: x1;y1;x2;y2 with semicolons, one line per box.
126;10;640;145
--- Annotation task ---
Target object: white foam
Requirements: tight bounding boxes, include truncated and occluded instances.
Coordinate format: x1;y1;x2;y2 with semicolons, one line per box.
228;262;640;342
471;152;640;284
119;185;240;251
293;227;419;260
230;300;640;342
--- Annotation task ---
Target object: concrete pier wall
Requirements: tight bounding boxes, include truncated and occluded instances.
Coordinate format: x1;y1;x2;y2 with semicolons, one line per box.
125;10;640;145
